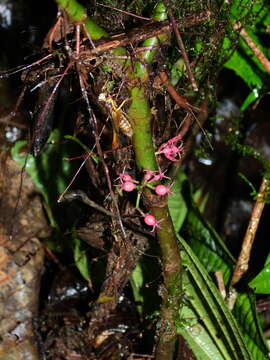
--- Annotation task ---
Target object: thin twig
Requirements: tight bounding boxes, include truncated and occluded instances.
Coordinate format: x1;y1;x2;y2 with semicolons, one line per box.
215;271;226;299
163;0;198;91
178;113;193;139
233;22;270;75
229;177;269;289
0;53;54;79
57;152;94;202
0;115;26;128
158;71;212;149
80;11;211;58
158;71;199;111
0;86;27;128
97;2;151;21
82;23;96;49
77;66;126;238
61;190;116;217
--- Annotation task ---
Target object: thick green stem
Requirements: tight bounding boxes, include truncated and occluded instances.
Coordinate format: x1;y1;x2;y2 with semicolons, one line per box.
128;76;181;360
56;0;108;40
55;1;182;357
128;87;157;170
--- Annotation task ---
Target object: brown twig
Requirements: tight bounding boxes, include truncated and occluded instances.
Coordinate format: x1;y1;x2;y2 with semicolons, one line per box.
158;71;212;150
215;271;226;299
163;0;198;91
229;177;269;290
178;113;193;139
233;22;270;75
0;114;26;129
80;11;211;58
61;190;116;218
77;69;126;239
158;71;199;111
0;86;27;129
97;2;152;21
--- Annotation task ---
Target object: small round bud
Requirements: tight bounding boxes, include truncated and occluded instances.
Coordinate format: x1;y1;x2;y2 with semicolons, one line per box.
120;173;133;183
143;214;162;232
144;170;155;182
121;181;136;192
155;184;169;196
144;214;157;226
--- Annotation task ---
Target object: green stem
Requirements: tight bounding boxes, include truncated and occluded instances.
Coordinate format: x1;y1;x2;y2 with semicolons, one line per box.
131;2;169;81
129;87;157;170
55;1;182;357
128;4;182;359
55;0;108;40
129;87;181;360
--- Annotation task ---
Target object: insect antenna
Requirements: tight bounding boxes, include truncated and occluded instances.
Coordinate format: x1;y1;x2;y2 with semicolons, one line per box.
30;62;72;156
0;53;54;79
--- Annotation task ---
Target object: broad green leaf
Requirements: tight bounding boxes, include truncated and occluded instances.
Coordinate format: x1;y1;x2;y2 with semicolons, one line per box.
12;129;75;207
176;236;252;360
170;58;185;86
224;46;263;89
169;169;269;359
180;178;234;284
223;2;269;104
249;252;270;293
73;233;91;282
168;170;188;233
241;88;260;112
193;187;209;213
130;263;144;315
233;292;269;359
178;300;228;360
11;129;83;235
64;135;99;163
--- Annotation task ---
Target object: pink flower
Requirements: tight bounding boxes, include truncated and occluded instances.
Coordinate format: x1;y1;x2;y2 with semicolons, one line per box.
157;135;184;162
120;181;136;192
144;169;170;183
118;173;134;184
155;184;169;196
144;170;156;183
143;214;162;232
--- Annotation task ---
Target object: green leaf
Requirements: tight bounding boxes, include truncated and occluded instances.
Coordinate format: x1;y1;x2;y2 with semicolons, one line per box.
11;129;82;234
170;58;186;86
249;252;270;293
168;170;188;233
224;45;263;88
240;88;260;112
176;236;252;360
73;232;91;282
130;263;144;315
233;292;269;359
193;187;209;213
12;129;75;206
64;135;99;163
181;180;234;284
169;169;269;359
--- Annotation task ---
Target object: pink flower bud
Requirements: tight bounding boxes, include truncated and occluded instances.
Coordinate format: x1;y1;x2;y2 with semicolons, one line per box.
144;170;155;182
121;181;136;192
155;184;169;196
144;214;157;226
144;214;162;232
120;173;133;183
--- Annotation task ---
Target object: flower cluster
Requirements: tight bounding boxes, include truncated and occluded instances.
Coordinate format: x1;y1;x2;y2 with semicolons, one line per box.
116;170;175;231
157;135;184;162
143;169;170;183
116;134;184;231
118;173;137;192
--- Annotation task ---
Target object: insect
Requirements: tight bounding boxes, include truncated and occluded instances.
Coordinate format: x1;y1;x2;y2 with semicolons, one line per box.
98;92;133;149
